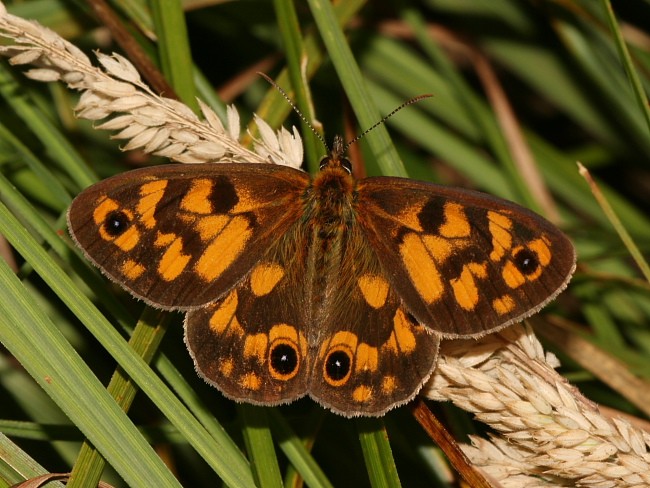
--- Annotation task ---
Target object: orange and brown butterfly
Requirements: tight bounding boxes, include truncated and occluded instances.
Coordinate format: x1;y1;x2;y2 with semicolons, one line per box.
67;133;575;417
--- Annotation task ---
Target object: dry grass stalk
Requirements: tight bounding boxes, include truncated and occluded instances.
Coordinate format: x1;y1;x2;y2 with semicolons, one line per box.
425;325;650;487
2;4;649;487
0;2;303;169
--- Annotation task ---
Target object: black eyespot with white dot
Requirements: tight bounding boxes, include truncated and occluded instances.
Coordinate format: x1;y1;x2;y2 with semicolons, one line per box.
103;210;130;237
269;343;298;377
513;248;540;275
324;350;351;383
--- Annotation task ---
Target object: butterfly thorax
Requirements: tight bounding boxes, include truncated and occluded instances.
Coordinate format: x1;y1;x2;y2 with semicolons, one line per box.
309;163;355;234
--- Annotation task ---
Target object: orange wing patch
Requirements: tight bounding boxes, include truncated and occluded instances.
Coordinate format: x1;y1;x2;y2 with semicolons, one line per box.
121;259;145;280
439;202;470;238
243;333;267;363
487;211;513;262
240;372;262;391
195;215;230;241
208;290;242;336
195;216;252;282
181;179;214;214
493;295;515;315
357;274;390;309
399;233;445;304
450;262;488;311
250;263;286;297
388;308;417;354
355;343;379;373
158;236;191;281
137;180;168;229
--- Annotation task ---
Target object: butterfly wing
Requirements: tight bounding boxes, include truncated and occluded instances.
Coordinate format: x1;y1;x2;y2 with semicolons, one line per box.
185;228;312;405
67;163;310;310
356;177;576;338
186;217;440;415
306;225;440;417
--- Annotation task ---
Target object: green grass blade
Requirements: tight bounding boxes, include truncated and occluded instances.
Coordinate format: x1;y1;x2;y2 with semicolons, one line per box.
356;418;401;488
0;121;70;210
269;409;334;488
601;0;650;135
0;432;62;487
273;0;322;169
111;0;155;39
68;309;170;488
0;202;255;487
0;65;96;188
579;163;650;283
0;228;181;487
149;0;198;111
252;0;365;140
240;405;283;488
306;0;405;176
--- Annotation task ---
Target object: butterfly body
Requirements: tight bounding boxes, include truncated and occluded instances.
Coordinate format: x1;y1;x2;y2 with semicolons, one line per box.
68;152;575;416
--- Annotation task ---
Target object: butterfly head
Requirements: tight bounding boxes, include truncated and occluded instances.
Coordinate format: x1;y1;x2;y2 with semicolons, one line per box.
319;135;353;174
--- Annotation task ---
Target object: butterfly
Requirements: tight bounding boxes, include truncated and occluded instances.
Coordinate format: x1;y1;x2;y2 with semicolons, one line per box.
67;135;575;417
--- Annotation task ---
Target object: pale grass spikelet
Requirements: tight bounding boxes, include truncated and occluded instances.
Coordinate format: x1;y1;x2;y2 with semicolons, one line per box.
0;3;303;168
425;325;650;487
251;114;304;168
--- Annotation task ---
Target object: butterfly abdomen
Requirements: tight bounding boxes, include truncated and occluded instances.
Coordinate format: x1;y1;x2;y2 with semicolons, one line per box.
298;165;357;315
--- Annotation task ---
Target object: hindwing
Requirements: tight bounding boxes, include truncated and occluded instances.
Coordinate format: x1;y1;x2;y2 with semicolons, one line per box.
185;229;310;405
307;224;440;417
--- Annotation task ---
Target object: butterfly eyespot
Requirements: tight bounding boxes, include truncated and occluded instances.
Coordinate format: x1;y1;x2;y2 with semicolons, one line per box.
324;349;352;386
513;248;540;275
269;342;299;379
103;210;131;237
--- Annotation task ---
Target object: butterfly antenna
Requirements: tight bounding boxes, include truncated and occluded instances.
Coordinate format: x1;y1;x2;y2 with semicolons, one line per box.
342;94;433;153
257;72;328;150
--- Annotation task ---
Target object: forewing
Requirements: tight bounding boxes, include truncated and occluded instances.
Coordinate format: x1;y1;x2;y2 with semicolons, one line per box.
185;229;310;405
67;163;309;310
357;177;576;338
308;226;440;417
